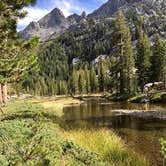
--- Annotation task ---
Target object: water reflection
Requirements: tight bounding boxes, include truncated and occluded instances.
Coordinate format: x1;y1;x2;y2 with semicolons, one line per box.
63;99;166;166
141;103;150;111
64;100;166;121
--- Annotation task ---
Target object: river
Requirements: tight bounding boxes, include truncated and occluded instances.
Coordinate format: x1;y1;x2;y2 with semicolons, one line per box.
63;98;166;166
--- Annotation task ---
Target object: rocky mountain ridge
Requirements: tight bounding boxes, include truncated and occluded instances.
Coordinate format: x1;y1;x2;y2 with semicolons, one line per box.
20;0;166;41
19;8;69;41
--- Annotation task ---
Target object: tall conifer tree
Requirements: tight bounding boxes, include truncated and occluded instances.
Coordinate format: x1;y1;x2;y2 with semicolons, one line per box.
136;28;151;91
90;65;98;93
151;34;166;85
114;11;136;94
160;41;166;89
70;67;79;94
84;65;91;94
0;0;38;104
98;60;107;92
78;70;86;94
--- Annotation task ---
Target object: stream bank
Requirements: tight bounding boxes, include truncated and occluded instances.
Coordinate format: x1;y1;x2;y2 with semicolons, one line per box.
63;98;166;165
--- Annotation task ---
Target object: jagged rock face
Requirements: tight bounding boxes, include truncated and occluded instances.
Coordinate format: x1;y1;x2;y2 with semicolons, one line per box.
88;0;142;18
20;0;166;41
67;14;82;25
88;0;166;38
81;11;86;18
38;8;68;28
20;8;87;41
88;0;164;18
67;12;87;25
123;0;166;38
19;8;69;41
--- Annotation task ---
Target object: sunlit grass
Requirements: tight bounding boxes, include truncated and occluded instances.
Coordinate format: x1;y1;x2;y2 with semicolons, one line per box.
39;97;81;108
5;97;81;117
128;92;166;103
62;129;148;166
128;94;144;102
34;97;81;117
150;92;166;101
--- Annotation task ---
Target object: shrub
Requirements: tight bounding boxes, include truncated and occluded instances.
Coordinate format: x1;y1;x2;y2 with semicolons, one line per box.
160;138;166;163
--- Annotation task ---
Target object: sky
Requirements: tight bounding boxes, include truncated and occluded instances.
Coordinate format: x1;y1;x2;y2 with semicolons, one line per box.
17;0;107;31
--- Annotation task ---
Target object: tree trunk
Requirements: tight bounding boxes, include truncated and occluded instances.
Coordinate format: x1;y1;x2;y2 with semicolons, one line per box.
0;84;7;114
164;74;166;90
2;84;8;104
0;84;3;104
120;35;125;94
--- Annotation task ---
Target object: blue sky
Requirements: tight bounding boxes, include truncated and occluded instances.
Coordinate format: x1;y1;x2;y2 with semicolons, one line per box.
18;0;107;31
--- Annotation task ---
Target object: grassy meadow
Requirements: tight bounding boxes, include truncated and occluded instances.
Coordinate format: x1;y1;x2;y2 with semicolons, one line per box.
0;97;148;166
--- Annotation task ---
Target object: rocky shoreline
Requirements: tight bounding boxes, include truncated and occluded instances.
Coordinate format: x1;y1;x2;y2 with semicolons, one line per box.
112;109;166;120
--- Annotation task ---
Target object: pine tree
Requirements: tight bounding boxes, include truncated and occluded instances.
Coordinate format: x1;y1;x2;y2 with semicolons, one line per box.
0;0;38;104
24;42;69;96
84;65;91;94
98;59;107;92
160;41;166;89
151;34;165;82
90;65;98;93
136;28;151;91
70;67;79;95
114;11;136;94
108;57;119;93
78;70;86;94
50;79;56;95
59;81;68;95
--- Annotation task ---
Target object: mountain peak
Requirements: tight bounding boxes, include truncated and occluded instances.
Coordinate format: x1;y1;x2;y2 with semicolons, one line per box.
19;7;69;41
67;11;87;25
81;11;86;18
50;8;65;17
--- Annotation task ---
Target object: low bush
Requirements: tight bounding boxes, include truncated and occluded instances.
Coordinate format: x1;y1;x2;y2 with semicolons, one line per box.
160;138;166;163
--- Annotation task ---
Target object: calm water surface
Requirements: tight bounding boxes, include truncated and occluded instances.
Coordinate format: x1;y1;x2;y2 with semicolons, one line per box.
63;99;166;166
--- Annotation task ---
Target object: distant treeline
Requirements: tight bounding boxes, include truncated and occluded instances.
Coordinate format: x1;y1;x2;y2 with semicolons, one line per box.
23;12;166;96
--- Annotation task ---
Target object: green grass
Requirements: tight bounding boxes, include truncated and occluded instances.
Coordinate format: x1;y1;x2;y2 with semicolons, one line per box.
128;94;145;103
62;129;147;166
150;92;166;103
105;93;136;101
128;92;166;103
160;138;166;162
0;99;148;166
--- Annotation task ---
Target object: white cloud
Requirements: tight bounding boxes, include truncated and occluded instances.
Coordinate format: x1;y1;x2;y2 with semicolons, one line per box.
17;7;50;31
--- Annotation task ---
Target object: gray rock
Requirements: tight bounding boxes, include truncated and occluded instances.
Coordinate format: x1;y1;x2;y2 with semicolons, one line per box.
113;109;166;119
88;0;141;18
19;8;69;41
67;14;82;25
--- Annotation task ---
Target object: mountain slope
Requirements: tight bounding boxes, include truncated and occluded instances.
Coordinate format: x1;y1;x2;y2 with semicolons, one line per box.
19;8;69;41
88;0;162;18
88;0;136;18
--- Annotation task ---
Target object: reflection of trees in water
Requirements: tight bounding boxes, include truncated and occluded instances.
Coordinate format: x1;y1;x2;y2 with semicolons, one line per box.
116;128;164;166
141;103;150;111
80;104;85;119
